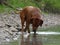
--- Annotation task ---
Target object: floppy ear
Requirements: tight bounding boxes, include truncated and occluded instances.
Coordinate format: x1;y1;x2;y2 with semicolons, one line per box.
39;19;43;26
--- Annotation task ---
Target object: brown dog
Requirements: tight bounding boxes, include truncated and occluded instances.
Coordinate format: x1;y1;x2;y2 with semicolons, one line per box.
20;6;43;34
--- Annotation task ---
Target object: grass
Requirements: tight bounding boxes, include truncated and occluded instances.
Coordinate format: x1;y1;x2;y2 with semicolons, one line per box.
0;0;37;13
0;5;12;13
0;0;60;13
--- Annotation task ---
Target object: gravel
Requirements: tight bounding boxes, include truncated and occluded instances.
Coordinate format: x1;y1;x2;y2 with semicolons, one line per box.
0;12;60;44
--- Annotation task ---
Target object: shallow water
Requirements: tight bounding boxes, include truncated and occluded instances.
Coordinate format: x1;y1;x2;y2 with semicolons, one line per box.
20;32;60;45
0;32;60;45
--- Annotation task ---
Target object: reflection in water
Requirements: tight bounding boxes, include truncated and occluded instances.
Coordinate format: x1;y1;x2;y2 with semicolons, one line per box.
21;34;42;45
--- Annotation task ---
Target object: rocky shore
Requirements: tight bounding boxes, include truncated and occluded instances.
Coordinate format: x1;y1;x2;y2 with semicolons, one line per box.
0;12;60;44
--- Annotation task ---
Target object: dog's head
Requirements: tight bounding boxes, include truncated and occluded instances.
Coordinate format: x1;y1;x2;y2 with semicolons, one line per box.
31;18;43;30
36;18;43;27
31;18;43;26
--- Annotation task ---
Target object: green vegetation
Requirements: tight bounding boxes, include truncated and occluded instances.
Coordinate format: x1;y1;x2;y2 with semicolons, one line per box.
0;0;60;13
42;0;60;13
0;0;36;13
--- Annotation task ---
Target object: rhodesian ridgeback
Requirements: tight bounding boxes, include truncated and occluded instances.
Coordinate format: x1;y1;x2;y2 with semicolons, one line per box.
20;6;43;34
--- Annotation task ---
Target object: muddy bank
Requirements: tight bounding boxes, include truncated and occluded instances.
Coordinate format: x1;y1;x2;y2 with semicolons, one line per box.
0;12;60;44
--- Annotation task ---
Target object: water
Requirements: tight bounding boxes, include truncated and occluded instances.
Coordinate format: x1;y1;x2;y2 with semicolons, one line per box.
20;32;60;45
0;32;60;45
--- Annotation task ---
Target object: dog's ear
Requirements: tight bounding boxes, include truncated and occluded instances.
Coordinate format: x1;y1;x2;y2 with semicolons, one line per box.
39;19;43;26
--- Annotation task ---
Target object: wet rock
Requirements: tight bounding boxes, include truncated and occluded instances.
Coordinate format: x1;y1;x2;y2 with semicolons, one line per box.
5;30;13;35
4;36;10;42
0;26;3;28
9;27;18;32
5;24;11;28
16;28;21;32
16;24;20;27
0;21;5;28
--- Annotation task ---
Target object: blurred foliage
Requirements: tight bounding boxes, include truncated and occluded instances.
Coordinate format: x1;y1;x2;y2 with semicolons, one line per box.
0;0;60;14
42;0;60;13
32;0;60;13
0;0;7;4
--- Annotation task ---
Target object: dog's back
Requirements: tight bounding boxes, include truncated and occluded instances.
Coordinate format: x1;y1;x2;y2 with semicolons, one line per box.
20;6;41;21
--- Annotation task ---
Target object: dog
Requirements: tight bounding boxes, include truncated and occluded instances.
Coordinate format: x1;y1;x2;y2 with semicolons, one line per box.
20;6;43;34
